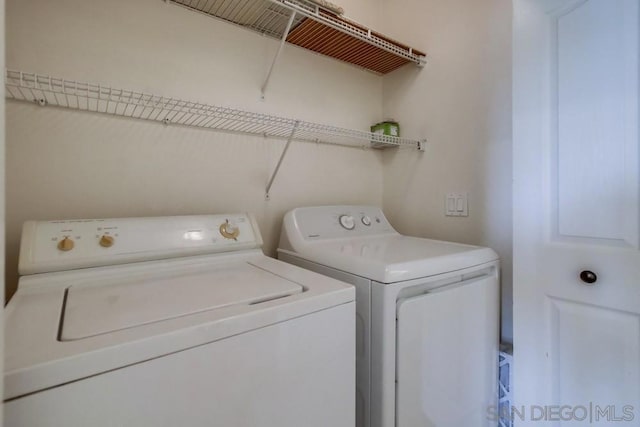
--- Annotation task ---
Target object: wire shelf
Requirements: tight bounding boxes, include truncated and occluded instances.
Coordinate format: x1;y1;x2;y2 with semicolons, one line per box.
171;0;306;39
5;70;425;150
169;0;426;74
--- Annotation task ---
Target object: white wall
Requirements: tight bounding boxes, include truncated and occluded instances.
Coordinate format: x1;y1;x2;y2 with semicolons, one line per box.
379;0;513;342
5;0;384;299
5;0;513;343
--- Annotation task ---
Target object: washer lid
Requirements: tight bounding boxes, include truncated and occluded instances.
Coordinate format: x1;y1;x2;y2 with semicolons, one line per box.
60;263;303;341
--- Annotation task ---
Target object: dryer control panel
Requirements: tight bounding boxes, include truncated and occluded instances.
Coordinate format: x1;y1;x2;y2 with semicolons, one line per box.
19;214;263;275
282;205;397;241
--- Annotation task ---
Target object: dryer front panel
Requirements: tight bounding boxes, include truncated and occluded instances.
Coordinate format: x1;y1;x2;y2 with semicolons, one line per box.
395;274;499;427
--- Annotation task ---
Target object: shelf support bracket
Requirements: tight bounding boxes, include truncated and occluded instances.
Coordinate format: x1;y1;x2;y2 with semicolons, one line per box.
261;11;296;99
266;120;299;200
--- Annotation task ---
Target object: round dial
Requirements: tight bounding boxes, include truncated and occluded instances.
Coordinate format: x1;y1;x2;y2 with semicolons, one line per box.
361;215;372;226
219;220;240;240
57;237;74;252
99;235;115;248
338;215;356;230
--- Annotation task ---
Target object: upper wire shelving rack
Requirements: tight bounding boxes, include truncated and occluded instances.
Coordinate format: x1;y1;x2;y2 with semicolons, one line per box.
5;70;425;197
169;0;426;75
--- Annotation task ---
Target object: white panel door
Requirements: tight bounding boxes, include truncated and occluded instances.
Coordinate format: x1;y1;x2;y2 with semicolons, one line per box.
513;0;640;425
396;276;499;427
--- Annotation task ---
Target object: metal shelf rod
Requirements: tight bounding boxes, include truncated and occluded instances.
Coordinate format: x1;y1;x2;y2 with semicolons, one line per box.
261;10;297;98
265;120;299;199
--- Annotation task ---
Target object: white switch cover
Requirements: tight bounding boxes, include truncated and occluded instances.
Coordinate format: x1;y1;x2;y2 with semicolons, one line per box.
445;192;468;217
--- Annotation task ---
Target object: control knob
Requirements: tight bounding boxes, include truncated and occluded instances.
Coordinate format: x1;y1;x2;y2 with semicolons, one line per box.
361;216;372;226
339;215;356;230
99;235;115;248
220;220;240;240
57;237;74;252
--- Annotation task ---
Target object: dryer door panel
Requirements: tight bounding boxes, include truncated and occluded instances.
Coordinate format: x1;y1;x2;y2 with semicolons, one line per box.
396;275;499;427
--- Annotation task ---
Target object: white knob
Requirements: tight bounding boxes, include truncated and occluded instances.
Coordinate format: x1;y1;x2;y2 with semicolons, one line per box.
339;215;356;230
361;216;371;226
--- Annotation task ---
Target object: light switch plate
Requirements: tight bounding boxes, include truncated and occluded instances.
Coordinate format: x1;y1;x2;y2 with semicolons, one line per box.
445;192;468;217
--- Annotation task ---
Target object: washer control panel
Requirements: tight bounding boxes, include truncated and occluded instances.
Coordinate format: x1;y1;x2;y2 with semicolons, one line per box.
19;214;262;275
287;206;396;240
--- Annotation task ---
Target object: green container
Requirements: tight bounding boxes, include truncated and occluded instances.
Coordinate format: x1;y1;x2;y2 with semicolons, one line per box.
370;120;400;137
370;120;400;148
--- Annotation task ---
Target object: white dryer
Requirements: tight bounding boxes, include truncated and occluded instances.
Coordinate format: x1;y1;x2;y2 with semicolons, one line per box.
4;214;355;427
278;205;499;427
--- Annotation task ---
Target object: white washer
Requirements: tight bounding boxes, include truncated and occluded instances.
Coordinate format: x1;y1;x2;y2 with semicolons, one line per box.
5;214;355;427
278;205;500;427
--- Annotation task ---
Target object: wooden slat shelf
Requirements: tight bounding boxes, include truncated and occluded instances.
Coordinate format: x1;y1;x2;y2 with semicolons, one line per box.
287;18;414;74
